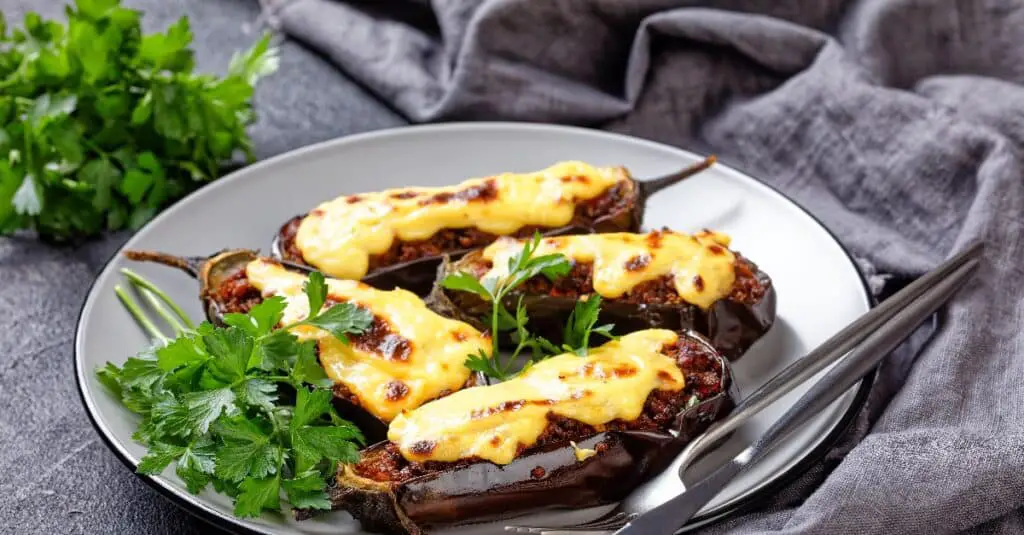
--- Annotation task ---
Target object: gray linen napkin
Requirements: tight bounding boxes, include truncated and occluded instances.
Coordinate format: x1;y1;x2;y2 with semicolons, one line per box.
267;1;1024;533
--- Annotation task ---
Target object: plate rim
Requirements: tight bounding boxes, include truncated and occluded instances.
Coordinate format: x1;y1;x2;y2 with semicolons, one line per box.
73;121;876;535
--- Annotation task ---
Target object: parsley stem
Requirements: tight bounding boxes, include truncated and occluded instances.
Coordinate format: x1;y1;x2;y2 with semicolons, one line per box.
120;268;196;329
491;300;501;375
115;285;170;344
134;283;188;336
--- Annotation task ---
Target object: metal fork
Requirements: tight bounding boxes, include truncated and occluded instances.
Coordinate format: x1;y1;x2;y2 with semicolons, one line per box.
505;242;983;535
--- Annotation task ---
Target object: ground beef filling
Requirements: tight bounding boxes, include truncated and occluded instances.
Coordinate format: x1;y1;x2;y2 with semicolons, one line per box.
462;254;766;306
277;182;633;272
351;335;724;484
210;270;263;315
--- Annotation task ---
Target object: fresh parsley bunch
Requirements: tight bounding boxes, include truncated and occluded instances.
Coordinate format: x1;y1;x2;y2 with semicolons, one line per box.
97;271;371;518
0;0;277;241
441;233;616;380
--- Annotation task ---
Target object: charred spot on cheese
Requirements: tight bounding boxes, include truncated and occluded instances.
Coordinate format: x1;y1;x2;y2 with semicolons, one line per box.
351;316;413;361
579;361;637;379
451;331;468;342
243;259;490;422
386;330;687;465
291;161;631;280
625;254;651;272
482;230;738;309
645;230;664;249
409;441;437;456
419;179;498;206
386;381;410;402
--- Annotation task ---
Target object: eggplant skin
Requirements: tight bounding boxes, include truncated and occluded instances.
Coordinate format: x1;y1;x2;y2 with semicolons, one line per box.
426;251;776;361
311;351;737;534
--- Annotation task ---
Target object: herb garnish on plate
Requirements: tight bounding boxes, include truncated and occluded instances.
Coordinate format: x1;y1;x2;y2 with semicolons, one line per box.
97;271;371;517
440;233;617;380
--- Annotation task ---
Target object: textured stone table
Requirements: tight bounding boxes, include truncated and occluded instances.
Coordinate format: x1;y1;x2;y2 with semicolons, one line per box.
0;1;404;533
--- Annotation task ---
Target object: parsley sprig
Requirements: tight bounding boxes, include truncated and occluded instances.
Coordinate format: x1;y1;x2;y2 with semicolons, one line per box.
0;0;277;241
97;270;371;517
440;233;616;380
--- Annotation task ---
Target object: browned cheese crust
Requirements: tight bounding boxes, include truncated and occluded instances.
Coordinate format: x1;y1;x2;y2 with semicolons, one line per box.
277;182;633;270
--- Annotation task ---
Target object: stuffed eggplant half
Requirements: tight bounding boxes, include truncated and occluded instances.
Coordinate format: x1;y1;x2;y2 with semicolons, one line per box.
123;249;490;443
428;230;776;360
273;157;716;295
316;329;735;534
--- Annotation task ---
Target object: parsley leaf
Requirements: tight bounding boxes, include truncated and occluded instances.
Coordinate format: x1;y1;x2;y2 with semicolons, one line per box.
463;348;506;380
213;417;279;483
136;441;185;475
95;362;123;398
439;271;491;298
259;329;300;372
236;379;277;413
235;475;280;518
561;295;617;356
300;302;372;344
203;327;253;382
282;471;331;510
183;387;236;435
303;271;327;319
150;394;190;438
156;335;207;371
223;296;286;338
292;387;332;430
291;340;331;388
177;437;217;493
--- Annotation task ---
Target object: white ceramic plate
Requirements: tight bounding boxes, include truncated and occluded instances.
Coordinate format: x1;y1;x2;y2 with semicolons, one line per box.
75;123;872;534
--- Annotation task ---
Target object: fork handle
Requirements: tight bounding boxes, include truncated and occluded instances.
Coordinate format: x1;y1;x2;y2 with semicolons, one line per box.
674;241;983;471
615;256;980;535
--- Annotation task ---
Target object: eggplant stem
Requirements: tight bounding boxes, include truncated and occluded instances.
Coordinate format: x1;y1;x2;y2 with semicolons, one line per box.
115;285;170;344
638;155;717;199
120;268;197;329
123;249;204;278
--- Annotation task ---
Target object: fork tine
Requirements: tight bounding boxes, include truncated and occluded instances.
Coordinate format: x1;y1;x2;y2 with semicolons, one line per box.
574;512;634;529
505;511;634;533
536;524;614;528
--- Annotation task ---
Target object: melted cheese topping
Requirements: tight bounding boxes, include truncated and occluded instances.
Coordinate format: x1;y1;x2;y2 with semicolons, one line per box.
570;441;597;462
294;161;628;279
482;230;737;309
387;330;684;465
244;260;490;422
